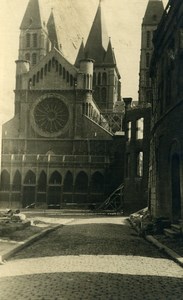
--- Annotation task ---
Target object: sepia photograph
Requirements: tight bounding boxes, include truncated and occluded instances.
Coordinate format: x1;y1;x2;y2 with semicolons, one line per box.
0;0;183;299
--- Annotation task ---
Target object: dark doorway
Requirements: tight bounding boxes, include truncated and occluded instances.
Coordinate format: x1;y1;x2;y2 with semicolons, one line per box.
23;186;36;208
171;154;181;222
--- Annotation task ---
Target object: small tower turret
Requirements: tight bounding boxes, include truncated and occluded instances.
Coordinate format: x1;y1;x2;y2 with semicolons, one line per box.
77;58;94;91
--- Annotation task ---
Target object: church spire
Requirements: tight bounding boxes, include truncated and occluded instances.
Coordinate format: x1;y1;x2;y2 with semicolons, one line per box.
75;39;85;67
104;38;116;65
47;9;59;50
84;1;109;63
20;0;43;29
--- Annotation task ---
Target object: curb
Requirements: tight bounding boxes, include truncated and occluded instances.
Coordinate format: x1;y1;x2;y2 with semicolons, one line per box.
0;219;74;263
128;217;183;268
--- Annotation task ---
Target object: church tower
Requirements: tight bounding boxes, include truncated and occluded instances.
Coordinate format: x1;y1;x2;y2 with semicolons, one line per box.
138;0;164;103
75;1;121;112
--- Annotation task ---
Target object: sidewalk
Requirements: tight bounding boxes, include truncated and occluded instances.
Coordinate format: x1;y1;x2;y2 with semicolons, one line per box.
129;217;183;268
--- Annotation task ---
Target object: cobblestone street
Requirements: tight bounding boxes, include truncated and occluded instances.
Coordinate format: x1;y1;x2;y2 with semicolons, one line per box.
0;216;183;299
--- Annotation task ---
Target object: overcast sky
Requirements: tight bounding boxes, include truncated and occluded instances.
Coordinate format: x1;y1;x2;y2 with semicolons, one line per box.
0;0;168;128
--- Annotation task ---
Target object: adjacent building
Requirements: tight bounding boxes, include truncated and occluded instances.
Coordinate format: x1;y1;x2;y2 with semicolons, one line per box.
0;0;125;209
122;0;163;212
149;0;183;223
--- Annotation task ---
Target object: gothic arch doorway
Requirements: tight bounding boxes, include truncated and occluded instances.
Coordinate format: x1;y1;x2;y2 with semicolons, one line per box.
171;154;181;222
48;171;62;209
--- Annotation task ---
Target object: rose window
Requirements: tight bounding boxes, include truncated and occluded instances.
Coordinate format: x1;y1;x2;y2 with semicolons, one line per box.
33;97;69;134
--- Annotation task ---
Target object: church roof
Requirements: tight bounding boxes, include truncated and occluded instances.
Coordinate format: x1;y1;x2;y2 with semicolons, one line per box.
143;0;164;25
84;2;109;63
20;0;43;29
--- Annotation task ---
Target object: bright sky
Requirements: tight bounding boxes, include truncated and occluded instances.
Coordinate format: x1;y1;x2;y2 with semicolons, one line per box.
0;0;168;129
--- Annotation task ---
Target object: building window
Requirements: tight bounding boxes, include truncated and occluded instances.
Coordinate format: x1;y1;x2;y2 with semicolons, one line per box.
36;71;40;83
146;53;150;68
67;71;70;83
32;53;37;65
127;121;131;140
63;67;66;79
26;33;30;47
136;152;143;177
101;87;107;103
136;118;144;140
48;60;51;72
102;72;107;85
146;72;150;87
98;72;101;85
33;33;37;47
25;53;30;61
93;72;96;86
44;64;47;76
146;31;150;48
40;68;43;79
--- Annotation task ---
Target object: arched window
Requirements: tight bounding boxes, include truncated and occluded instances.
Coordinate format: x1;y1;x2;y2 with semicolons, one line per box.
55;60;58;72
98;72;101;85
102;72;107;85
0;170;10;191
32;53;37;65
38;171;47;191
87;74;90;89
33;33;37;47
146;71;150;87
59;64;62;76
63;67;66;79
48;60;51;72
67;71;70;83
93;72;96;86
70;75;73;86
32;75;36;86
75;171;88;192
37;71;40;83
44;64;47;76
146;31;151;48
25;53;30;61
24;170;36;184
146;53;150;68
12;170;21;191
91;172;104;192
89;75;92;89
49;171;62;184
40;68;43;79
86;103;89;115
52;57;55;67
101;87;107;103
26;33;30;47
84;74;86;88
63;171;73;192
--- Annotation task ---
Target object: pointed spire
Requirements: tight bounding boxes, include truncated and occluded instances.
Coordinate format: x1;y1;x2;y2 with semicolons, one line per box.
84;1;109;63
47;9;59;50
143;0;164;25
75;39;85;67
104;38;116;65
20;0;43;29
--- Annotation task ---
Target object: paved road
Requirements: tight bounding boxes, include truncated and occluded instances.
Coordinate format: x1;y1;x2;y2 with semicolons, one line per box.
0;217;183;299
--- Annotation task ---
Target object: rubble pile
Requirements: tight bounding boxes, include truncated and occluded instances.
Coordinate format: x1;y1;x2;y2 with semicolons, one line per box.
0;210;31;236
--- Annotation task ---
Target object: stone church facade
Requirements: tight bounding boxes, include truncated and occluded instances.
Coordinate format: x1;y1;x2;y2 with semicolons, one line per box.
0;0;125;209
